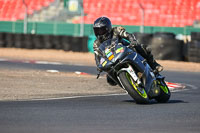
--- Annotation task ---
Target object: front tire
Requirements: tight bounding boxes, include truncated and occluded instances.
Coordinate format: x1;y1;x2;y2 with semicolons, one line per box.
119;71;149;104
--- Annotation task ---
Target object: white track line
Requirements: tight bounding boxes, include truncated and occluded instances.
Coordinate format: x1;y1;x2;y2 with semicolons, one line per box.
16;93;128;102
35;61;63;65
0;58;7;61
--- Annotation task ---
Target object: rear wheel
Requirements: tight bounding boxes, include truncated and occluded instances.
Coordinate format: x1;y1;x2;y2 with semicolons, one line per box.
119;71;149;104
155;80;171;103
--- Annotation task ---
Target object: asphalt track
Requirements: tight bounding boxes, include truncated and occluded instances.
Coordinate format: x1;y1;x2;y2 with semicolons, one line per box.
0;60;200;133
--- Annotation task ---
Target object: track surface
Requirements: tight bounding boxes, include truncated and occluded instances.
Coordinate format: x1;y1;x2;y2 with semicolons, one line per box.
0;60;200;133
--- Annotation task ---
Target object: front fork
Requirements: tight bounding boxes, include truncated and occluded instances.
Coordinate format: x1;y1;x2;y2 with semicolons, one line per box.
117;64;142;85
115;64;143;90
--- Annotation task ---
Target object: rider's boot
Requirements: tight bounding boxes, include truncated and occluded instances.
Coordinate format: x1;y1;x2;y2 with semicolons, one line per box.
147;55;163;73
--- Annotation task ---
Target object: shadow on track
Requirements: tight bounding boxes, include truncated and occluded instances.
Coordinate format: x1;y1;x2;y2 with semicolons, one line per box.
123;99;187;104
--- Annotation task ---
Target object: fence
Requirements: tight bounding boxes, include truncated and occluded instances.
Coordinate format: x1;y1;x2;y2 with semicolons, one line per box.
0;21;200;36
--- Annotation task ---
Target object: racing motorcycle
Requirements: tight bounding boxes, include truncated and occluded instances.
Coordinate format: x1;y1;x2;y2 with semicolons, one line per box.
96;38;171;104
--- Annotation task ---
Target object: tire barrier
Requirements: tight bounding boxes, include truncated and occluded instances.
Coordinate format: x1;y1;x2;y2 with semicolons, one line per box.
5;33;15;47
0;32;5;47
133;32;153;46
61;36;88;52
43;35;53;49
32;35;43;49
153;32;176;39
150;32;184;61
23;34;34;49
191;32;200;41
14;33;25;48
0;33;89;52
187;40;200;63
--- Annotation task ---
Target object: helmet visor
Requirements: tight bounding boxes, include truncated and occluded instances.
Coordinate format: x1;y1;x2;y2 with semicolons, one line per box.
94;26;108;36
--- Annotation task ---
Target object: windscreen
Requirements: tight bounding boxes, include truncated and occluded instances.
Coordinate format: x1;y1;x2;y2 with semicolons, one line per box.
99;38;118;52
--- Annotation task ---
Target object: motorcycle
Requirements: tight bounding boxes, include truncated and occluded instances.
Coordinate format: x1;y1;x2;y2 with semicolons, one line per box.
96;38;171;104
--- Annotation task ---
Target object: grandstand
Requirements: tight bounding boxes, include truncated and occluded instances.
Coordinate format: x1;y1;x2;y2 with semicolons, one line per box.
0;0;200;27
82;0;200;27
0;0;55;21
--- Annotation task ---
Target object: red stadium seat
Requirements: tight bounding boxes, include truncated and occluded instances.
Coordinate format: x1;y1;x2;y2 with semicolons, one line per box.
81;0;200;27
1;0;199;27
0;0;55;21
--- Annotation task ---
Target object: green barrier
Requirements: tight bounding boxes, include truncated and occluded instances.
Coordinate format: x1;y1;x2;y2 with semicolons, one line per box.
1;21;200;36
87;35;96;53
0;21;92;36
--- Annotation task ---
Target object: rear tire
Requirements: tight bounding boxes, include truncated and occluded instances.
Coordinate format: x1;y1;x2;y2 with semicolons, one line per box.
119;71;149;104
155;80;171;103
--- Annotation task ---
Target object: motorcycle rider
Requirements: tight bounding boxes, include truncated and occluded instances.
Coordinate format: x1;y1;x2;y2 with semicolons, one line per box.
93;17;163;86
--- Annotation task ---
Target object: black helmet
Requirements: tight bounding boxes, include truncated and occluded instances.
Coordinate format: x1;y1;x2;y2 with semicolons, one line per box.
93;17;112;41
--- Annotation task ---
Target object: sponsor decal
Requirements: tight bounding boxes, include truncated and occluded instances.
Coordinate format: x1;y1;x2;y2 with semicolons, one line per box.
102;61;107;67
116;47;124;54
105;48;111;55
100;58;105;64
108;54;114;60
106;52;113;58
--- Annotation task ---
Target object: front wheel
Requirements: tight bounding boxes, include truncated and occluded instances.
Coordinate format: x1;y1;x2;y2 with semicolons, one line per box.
155;80;171;103
118;71;149;104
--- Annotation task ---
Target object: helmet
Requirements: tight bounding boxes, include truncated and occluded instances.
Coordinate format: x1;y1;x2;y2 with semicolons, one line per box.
93;17;112;41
